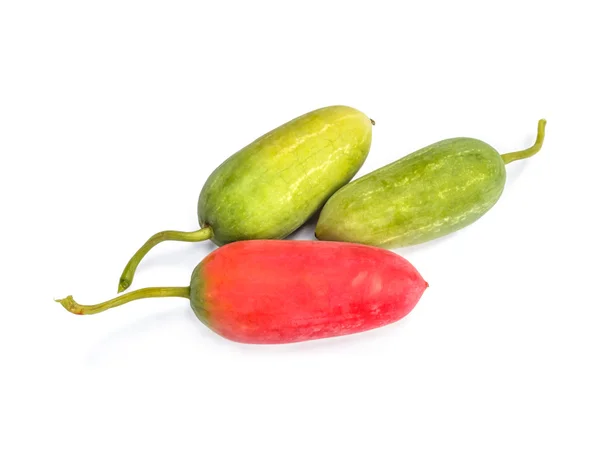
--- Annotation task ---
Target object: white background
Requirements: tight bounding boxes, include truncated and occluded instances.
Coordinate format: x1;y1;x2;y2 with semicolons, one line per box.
1;1;598;448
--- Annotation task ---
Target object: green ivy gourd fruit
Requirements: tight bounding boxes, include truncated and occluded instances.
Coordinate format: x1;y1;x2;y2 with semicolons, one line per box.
118;106;373;292
315;119;546;248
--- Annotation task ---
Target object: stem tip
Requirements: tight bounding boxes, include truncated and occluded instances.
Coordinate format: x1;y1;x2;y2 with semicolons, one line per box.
118;279;130;293
56;296;84;315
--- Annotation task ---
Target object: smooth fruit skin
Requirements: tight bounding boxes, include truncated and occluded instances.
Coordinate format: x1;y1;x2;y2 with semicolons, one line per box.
116;106;372;293
315;138;506;248
198;106;372;246
190;240;427;344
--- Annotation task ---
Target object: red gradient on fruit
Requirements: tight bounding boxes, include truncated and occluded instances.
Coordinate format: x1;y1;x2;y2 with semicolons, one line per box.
192;240;427;344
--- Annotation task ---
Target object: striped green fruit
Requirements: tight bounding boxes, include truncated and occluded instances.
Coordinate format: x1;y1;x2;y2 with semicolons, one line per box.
315;119;546;248
118;105;373;292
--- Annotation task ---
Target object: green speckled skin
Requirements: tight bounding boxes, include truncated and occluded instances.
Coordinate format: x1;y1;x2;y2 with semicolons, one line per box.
315;138;506;248
199;106;372;246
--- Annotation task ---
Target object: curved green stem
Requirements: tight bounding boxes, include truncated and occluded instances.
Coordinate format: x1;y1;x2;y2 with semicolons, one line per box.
56;286;190;315
118;227;212;293
501;119;547;164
